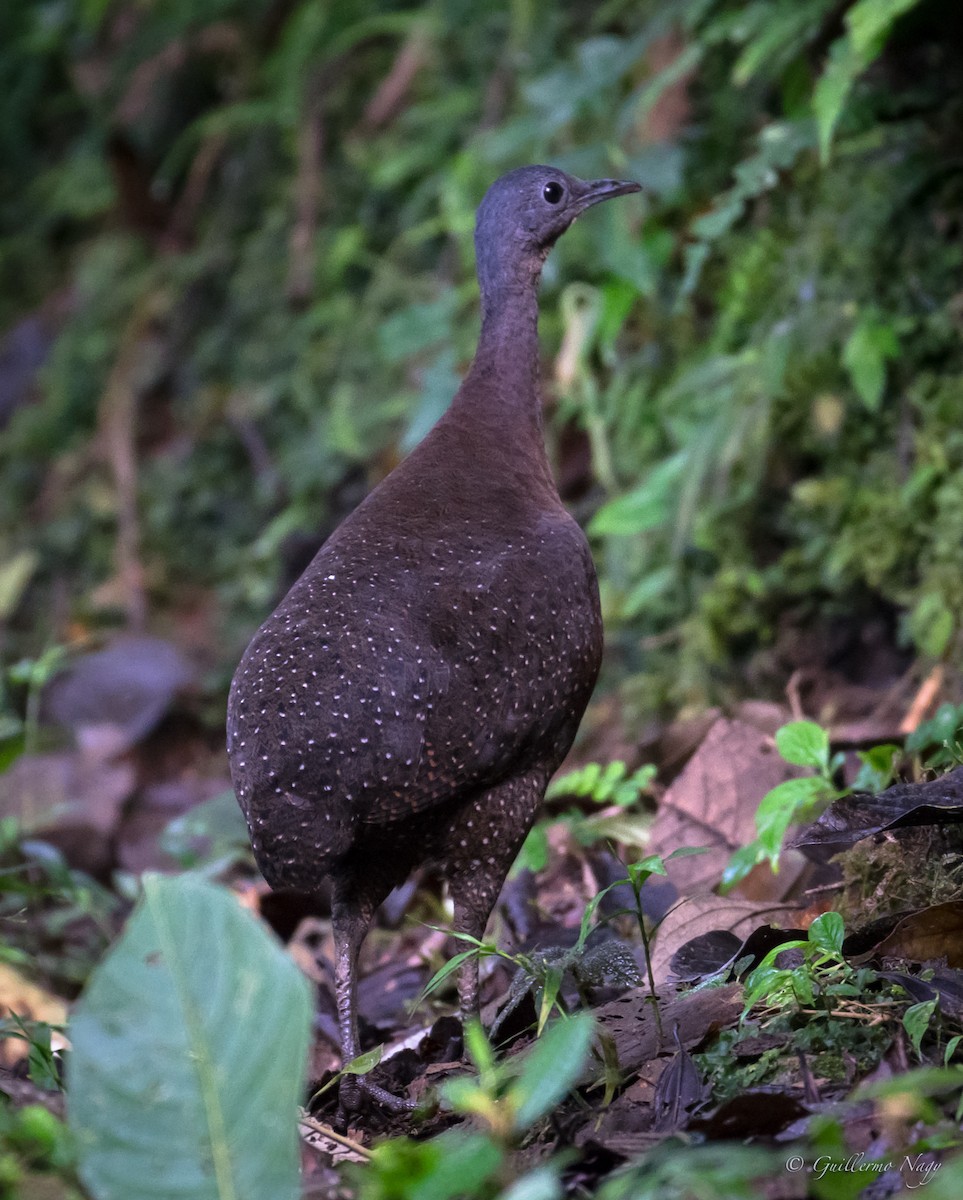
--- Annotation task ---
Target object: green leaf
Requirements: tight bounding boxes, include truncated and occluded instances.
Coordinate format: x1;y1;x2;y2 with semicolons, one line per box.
755;776;827;862
464;1020;497;1079
789;964;814;1006
510;1012;594;1131
813;0;924;162
343;1045;383;1076
847;0;921;57
743;963;791;1010
842;316;899;411
813;36;867;163
720;841;766;892
627;854;668;890
904;1000;938;1059
421;948;479;1001
905;703;963;754
535;966;564;1036
377;296;458;364
621;567;675;618
588;453;687;537
807;911;845;956
363;1129;502;1200
68;874;312;1200
664;845;711;861
576;882;620;951
775;721;829;770
730;1;834;87
515;824;549;873
161;790;252;873
907;592;955;659
852;744;898;794
0;550;39;621
498;1164;563;1200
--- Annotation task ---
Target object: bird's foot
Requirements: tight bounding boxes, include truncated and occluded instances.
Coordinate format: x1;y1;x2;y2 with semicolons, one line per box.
334;1073;417;1130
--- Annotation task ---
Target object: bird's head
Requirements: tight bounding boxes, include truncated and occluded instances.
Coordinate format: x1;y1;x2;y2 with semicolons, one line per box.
474;165;641;312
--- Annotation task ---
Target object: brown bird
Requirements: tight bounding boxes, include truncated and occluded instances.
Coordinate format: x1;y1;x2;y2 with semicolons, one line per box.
227;165;640;1113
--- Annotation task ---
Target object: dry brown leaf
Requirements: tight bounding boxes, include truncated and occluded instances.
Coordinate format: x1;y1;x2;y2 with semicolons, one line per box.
649;718;803;897
872;901;963;967
0;964;68;1068
649;895;803;985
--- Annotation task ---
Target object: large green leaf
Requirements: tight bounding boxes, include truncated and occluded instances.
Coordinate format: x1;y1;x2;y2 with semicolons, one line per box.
68;874;312;1200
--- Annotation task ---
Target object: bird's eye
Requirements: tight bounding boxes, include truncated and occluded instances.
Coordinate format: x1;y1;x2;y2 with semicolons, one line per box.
542;181;564;204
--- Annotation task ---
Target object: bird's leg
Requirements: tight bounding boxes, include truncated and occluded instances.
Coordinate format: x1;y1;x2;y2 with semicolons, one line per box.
331;881;415;1123
451;893;486;1025
331;889;368;1113
446;774;547;1038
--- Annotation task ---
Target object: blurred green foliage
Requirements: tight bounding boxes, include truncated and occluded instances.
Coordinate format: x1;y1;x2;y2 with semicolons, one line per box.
1;0;961;721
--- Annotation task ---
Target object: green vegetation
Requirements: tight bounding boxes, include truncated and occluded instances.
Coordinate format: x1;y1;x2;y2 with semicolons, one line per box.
723;720;846;888
2;0;962;722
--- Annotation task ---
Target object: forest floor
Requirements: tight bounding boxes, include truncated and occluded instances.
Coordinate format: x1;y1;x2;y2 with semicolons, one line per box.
2;640;963;1199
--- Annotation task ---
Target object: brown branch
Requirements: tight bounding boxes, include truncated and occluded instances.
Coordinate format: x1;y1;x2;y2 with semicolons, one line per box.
93;299;169;630
169;132;228;247
286;80;325;307
115;23;246;125
361;26;432;131
899;663;945;735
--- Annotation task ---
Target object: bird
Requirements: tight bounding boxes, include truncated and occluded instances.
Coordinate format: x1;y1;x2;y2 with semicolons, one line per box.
227;164;641;1114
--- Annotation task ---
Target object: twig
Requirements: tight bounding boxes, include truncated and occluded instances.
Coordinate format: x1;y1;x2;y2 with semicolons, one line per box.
785;668;809;722
286;77;325;306
170;132;227;246
298;1112;372;1159
361;26;431;130
96;299;168;630
899;664;945;735
115;23;245;125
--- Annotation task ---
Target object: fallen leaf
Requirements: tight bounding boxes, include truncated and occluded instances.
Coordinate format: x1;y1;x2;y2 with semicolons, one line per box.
0;963;68;1067
43;635;194;754
870;901;963;968
794;767;963;862
649;719;805;898
670;923;808;984
876;968;963;1020
650;895;802;986
688;1088;809;1138
0;751;134;877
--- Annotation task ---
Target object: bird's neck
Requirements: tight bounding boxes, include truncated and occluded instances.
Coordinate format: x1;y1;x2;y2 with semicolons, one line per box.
455;282;545;445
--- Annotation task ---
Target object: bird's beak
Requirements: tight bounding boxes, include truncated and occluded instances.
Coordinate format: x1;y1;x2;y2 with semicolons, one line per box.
573;177;643;213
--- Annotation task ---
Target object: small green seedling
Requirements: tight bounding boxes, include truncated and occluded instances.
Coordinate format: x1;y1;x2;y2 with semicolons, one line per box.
443;1013;595;1140
309;1045;384;1103
723;721;843;891
905;702;963;771
0;1015;62;1090
355;1015;594;1200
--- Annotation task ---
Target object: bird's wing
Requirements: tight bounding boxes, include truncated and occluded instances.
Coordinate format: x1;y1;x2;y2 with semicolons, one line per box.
355;516;600;822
